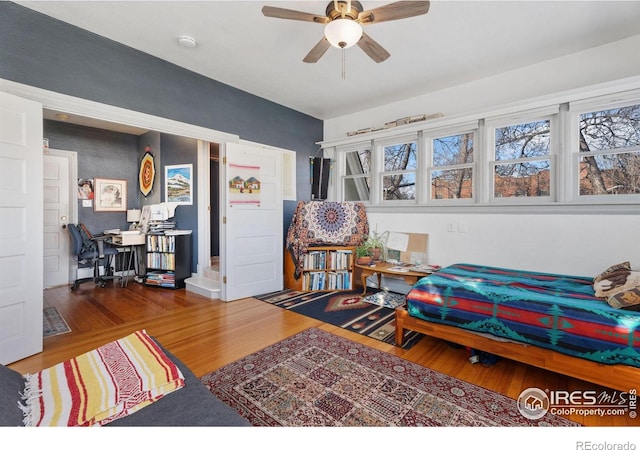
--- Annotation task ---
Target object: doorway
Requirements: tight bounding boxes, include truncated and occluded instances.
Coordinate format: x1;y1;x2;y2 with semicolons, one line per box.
43;149;76;288
210;142;220;271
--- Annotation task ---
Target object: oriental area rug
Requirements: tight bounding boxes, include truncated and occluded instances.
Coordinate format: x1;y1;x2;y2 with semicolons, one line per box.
254;288;423;350
200;328;578;427
43;306;71;337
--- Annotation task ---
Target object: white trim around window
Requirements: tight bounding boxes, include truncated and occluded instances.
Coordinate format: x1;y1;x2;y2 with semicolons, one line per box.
326;83;640;214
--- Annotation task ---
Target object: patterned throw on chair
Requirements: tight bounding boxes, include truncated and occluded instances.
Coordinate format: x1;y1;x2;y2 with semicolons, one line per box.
286;201;369;279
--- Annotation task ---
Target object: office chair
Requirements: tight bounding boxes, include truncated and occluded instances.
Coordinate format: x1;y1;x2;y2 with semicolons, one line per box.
68;224;118;290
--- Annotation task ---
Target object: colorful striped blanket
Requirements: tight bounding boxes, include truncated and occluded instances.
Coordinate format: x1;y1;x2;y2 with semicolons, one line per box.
21;330;185;426
406;263;640;368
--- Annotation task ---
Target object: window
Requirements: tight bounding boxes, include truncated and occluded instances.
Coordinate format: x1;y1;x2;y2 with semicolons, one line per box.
381;139;417;201
492;119;552;198
329;87;640;210
578;104;640;197
430;132;474;200
342;146;371;202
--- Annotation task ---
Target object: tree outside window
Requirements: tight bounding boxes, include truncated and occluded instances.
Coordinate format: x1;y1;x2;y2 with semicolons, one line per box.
493;120;551;198
431;132;474;199
382;141;417;200
579;104;640;196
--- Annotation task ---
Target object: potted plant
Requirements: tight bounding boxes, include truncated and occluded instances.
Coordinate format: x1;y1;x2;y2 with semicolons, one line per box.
355;245;372;265
363;230;388;262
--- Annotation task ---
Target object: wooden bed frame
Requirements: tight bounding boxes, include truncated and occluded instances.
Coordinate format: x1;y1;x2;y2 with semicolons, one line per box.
395;308;638;393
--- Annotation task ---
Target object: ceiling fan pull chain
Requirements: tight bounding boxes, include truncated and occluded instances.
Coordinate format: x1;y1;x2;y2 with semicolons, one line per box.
342;48;346;80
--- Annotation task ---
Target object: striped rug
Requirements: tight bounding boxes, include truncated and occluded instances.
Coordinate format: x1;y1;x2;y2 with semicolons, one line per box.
254;288;423;350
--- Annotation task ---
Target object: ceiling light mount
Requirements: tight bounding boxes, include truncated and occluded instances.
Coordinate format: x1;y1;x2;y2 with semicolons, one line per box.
178;35;197;48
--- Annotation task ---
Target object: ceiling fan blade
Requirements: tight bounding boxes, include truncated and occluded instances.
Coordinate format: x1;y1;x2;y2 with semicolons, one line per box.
303;38;331;63
357;33;390;63
358;1;430;24
262;5;330;24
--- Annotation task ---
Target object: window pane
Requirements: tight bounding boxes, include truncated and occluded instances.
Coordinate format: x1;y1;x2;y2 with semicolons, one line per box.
345;149;370;175
384;142;417;171
383;173;416;200
494;160;550;197
579;104;640;196
433;133;474;167
580;105;640;151
579;152;640;195
343;177;370;201
495;120;550;160
431;168;473;199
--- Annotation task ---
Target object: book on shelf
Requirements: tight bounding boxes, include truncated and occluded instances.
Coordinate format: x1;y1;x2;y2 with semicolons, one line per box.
164;229;192;235
145;271;176;287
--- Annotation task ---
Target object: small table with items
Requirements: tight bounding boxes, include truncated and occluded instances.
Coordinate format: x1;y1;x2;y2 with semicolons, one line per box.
354;261;435;294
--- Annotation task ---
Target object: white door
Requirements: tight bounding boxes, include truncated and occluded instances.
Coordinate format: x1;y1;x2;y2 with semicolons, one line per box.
0;92;44;364
43;151;72;288
221;142;283;301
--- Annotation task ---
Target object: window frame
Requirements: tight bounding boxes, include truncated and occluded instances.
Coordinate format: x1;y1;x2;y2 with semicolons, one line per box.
484;110;558;205
426;126;477;205
377;133;419;206
325;87;640;213
568;94;640;204
337;140;373;204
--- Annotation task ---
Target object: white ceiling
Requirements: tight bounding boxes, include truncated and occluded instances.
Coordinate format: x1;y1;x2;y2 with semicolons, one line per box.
19;1;640;121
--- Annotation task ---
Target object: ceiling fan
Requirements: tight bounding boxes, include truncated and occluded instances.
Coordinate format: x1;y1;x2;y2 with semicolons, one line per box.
262;1;430;63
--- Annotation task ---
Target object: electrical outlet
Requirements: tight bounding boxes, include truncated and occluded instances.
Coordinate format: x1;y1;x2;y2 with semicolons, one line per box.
447;223;455;232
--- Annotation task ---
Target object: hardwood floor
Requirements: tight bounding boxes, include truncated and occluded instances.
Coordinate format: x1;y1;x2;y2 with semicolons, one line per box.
9;282;635;427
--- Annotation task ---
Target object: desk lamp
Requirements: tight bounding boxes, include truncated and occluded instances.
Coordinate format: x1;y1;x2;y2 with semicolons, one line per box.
127;209;141;231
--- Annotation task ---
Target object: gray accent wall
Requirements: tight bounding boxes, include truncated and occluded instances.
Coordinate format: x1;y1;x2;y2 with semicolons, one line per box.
44;120;139;233
1;2;322;249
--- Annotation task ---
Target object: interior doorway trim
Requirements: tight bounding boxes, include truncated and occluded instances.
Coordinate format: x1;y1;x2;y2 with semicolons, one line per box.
1;78;240;283
0;79;239;144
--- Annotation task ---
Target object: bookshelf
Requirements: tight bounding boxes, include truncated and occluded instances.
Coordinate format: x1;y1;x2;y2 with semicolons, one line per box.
284;246;355;292
144;231;191;289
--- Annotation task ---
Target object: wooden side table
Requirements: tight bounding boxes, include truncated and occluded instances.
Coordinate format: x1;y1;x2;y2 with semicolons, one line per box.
354;261;428;294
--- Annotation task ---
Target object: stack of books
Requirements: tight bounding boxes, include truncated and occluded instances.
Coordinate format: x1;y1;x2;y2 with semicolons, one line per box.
147;220;176;234
144;271;175;288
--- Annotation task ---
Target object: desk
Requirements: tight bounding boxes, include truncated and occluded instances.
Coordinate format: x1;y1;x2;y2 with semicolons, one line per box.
354;262;428;294
106;235;145;287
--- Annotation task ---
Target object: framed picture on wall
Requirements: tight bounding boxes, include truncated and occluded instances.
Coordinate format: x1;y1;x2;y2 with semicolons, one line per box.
165;164;193;205
94;178;127;212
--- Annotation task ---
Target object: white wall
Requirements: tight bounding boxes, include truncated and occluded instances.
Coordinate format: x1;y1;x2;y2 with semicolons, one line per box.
324;35;640;281
324;35;640;141
367;212;640;279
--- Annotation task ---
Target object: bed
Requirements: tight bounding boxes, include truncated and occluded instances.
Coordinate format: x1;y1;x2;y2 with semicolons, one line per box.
395;263;640;392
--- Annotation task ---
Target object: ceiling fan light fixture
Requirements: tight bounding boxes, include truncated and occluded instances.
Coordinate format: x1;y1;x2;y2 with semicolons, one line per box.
324;18;362;49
